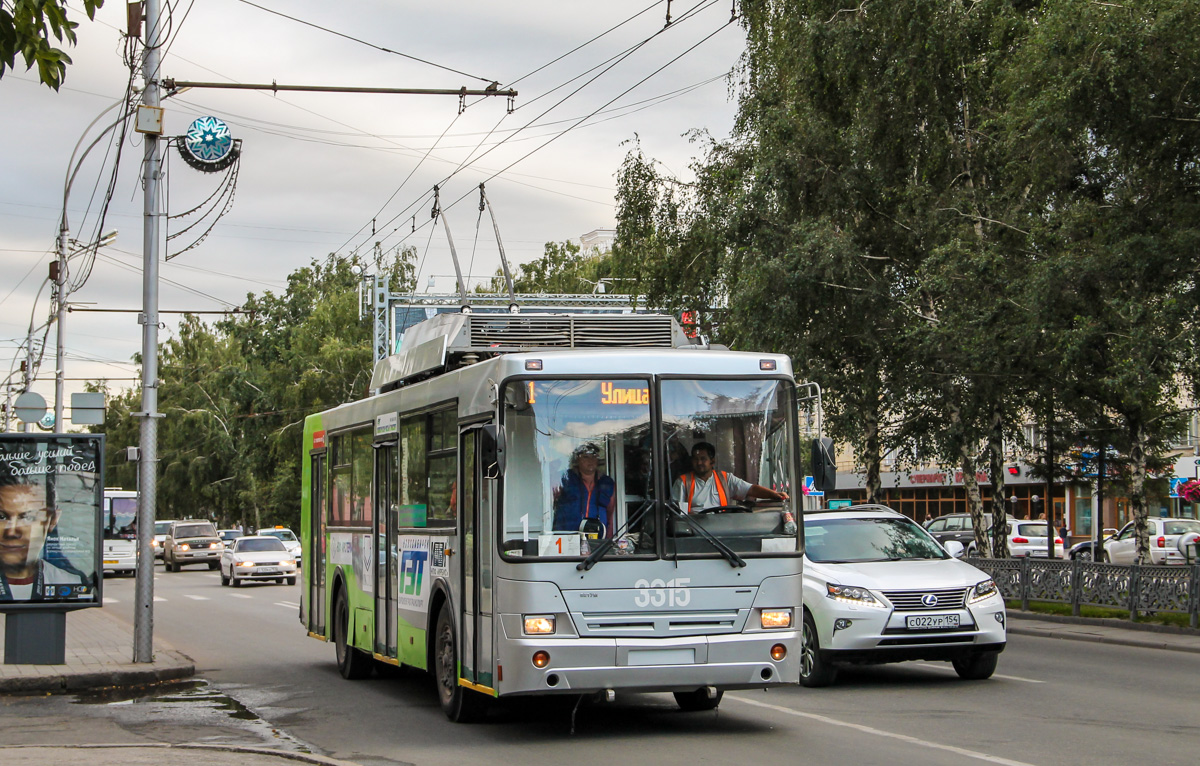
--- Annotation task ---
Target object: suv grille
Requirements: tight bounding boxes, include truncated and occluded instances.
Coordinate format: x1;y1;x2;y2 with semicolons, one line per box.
881;587;968;611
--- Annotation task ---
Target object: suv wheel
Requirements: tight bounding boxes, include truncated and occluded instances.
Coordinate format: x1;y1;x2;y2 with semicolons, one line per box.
799;613;837;688
952;651;998;680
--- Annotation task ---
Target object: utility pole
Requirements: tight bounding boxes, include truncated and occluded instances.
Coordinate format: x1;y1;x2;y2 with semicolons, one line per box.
53;224;68;432
134;0;163;664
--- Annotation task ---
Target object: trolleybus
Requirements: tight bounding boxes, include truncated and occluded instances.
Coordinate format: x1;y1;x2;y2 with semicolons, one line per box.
300;312;829;721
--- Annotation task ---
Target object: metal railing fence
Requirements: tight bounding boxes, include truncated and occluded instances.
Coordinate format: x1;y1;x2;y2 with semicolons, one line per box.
967;557;1200;629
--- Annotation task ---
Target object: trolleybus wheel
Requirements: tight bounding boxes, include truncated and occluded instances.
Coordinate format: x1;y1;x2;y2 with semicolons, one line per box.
434;607;488;722
799;613;837;688
335;591;372;680
673;688;723;711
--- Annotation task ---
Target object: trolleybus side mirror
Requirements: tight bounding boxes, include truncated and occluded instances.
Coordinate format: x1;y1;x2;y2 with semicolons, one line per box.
811;437;836;492
482;424;505;479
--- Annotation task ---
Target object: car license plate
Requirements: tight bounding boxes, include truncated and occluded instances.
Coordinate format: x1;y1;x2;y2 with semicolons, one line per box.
906;614;959;630
257;568;279;575
1030;550;1048;557
103;559;118;565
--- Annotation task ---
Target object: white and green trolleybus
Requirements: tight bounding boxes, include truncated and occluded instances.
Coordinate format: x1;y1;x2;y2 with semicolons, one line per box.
300;311;826;721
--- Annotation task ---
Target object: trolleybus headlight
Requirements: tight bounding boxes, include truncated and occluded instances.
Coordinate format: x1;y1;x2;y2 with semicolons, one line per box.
532;650;551;668
524;615;556;635
770;644;787;661
760;609;793;629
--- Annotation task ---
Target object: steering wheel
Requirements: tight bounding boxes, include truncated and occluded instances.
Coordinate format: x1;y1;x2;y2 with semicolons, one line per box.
696;504;752;515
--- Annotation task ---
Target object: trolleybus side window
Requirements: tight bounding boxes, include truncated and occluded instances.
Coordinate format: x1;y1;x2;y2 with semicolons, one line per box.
330;427;372;527
397;405;457;528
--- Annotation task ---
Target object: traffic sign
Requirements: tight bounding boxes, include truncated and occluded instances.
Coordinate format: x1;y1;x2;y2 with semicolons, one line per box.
804;476;825;497
13;391;47;423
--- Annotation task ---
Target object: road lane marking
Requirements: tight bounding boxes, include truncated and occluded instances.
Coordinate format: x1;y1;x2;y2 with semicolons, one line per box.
730;695;1037;766
103;597;119;604
911;662;1045;684
276;601;299;608
228;593;252;599
183;595;210;601
154;596;167;602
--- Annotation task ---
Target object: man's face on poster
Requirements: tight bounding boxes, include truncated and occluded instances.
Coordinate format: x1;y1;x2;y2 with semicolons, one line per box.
0;483;58;578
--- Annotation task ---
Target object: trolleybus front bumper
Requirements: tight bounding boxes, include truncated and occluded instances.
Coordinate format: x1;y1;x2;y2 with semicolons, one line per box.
495;630;800;696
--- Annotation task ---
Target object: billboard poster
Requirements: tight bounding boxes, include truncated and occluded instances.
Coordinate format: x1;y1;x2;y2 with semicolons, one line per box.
0;434;102;607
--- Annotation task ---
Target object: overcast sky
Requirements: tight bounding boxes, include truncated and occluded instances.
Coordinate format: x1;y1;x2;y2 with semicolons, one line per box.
0;0;745;427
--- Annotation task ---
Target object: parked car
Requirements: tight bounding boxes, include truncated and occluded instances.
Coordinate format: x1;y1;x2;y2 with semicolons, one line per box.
217;528;243;548
256;526;301;564
163;520;222;571
1068;530;1118;561
925;512;1017;554
1001;520;1064;558
220;535;297;587
802;504;1006;687
1101;518;1200;565
151;519;176;560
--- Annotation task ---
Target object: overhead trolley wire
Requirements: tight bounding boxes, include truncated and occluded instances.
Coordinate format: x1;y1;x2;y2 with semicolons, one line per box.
233;0;499;85
342;1;727;261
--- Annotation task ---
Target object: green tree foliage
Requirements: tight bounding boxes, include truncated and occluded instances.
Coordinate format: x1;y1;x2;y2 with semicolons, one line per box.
0;0;102;90
95;252;415;528
486;239;619;295
614;0;1200;560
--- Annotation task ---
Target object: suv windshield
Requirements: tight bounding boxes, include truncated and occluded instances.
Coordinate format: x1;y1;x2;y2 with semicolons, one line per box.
805;516;947;563
155;521;172;535
174;524;216;538
500;376;797;561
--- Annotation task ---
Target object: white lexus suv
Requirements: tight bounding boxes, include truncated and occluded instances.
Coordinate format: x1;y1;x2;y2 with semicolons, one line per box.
801;504;1006;687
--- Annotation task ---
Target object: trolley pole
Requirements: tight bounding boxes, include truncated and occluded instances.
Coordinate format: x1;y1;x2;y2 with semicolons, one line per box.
134;0;163;664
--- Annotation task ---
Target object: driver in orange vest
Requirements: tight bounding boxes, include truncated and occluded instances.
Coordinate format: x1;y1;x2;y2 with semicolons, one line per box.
671;441;789;513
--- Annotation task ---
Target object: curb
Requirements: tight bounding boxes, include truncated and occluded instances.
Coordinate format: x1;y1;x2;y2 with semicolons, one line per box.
0;650;195;694
1008;623;1200;655
0;744;360;766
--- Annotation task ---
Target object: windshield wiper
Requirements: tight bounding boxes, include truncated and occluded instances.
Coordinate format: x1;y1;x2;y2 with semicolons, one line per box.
577;497;655;572
665;499;746;568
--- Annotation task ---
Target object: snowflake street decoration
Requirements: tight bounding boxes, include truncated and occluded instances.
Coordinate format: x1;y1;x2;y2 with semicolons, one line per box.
179;116;240;172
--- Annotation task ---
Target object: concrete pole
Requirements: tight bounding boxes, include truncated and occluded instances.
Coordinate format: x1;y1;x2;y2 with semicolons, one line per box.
134;0;163;664
54;221;68;431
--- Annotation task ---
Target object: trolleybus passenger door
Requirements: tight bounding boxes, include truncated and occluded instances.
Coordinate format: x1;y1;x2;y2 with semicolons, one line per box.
308;453;327;635
458;426;495;689
374;442;399;660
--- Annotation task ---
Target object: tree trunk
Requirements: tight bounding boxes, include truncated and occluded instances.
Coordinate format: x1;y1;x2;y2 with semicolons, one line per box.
986;406;1009;558
1127;416;1150;564
961;446;985;558
863;408;882;504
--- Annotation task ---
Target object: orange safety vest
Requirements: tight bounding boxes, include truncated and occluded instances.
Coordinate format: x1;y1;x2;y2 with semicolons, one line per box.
682;470;729;513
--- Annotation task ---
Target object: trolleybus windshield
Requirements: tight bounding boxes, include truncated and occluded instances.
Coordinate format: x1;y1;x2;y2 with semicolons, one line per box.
500;376;798;561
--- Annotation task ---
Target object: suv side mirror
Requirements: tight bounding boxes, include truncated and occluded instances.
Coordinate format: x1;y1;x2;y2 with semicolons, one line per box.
481;424;504;479
810;437;836;492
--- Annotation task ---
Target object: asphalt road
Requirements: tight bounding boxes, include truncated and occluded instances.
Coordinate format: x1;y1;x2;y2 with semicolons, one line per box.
63;567;1200;766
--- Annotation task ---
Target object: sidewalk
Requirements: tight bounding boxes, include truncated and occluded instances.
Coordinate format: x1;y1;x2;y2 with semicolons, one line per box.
1007;610;1200;654
0;606;194;693
0;746;362;766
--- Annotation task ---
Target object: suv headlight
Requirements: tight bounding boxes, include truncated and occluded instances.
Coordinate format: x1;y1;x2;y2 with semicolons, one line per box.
969;579;999;604
826;583;885;608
